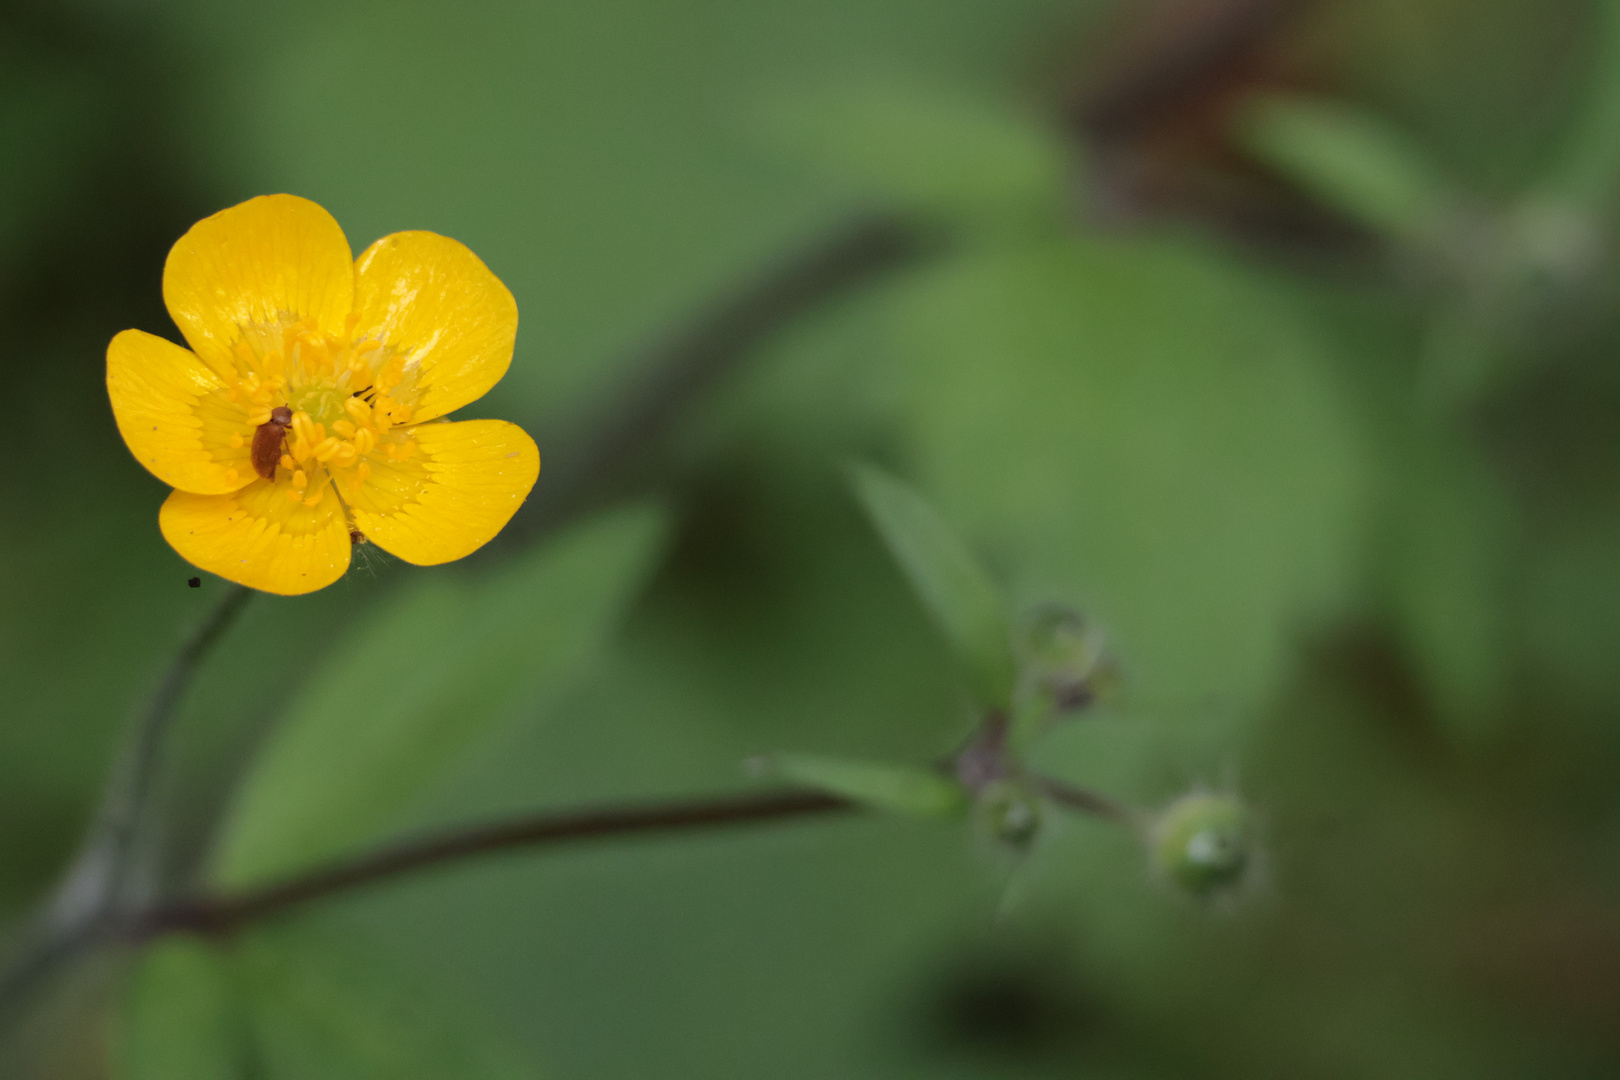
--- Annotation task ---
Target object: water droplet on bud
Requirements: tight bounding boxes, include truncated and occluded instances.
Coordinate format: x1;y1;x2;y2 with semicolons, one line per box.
976;780;1043;850
1150;792;1253;897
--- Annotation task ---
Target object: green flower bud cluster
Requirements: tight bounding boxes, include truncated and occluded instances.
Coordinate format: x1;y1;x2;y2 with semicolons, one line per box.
846;464;1261;893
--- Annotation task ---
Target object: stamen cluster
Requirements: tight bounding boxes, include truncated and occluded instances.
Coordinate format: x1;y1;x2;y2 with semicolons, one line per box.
220;316;419;507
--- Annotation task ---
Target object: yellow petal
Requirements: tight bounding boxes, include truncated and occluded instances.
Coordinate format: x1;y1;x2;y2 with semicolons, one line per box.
107;329;256;495
163;195;355;376
343;420;538;565
352;231;517;422
160;482;351;595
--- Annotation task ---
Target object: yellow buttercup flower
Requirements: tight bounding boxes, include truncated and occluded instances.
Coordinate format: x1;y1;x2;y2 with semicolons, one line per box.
107;194;540;595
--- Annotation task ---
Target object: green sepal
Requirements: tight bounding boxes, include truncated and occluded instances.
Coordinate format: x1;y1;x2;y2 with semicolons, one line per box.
849;462;1015;708
769;752;967;818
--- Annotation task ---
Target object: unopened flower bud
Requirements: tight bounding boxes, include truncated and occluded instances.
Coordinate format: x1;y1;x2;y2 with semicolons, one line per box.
976;780;1043;850
1150;792;1253;897
1015;605;1117;713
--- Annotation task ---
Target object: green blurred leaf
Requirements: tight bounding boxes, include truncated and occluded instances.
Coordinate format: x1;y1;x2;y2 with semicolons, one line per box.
759;80;1066;224
114;937;243;1080
0;45;103;264
896;239;1368;723
214;505;668;888
770;752;966;817
1540;0;1620;208
1238;95;1460;246
234;927;539;1080
850;462;1015;707
1384;425;1513;739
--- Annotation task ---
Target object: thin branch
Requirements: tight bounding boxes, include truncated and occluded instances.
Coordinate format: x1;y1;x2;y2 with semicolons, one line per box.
131;789;855;941
502;213;926;543
0;585;252;1029
1030;773;1136;826
95;585;254;907
0;921;109;1036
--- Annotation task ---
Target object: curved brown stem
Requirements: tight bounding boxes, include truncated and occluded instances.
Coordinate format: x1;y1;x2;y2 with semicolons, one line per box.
1031;773;1136;826
129;789;855;941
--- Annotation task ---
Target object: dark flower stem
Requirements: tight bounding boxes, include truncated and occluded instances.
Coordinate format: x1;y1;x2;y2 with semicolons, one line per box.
130;789;856;940
0;585;252;1026
128;771;1131;943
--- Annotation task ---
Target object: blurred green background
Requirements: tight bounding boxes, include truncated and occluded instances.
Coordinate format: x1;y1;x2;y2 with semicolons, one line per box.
6;0;1620;1075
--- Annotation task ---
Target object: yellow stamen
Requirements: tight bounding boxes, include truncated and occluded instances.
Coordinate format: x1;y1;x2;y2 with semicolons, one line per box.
378;357;405;392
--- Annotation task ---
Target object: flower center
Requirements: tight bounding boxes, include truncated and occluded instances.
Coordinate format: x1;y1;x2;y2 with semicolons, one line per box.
222;315;420;506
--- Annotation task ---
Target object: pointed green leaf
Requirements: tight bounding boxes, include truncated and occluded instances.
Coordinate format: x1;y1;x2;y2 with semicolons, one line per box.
850;463;1014;706
1238;95;1460;247
1540;0;1620;208
214;504;668;888
771;752;965;817
114;937;243;1080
